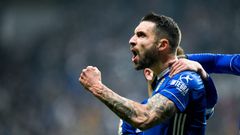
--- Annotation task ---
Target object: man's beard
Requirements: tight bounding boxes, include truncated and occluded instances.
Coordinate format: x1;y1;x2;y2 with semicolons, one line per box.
135;44;159;70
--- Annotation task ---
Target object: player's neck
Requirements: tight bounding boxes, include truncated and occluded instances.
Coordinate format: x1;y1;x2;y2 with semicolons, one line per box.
150;54;177;76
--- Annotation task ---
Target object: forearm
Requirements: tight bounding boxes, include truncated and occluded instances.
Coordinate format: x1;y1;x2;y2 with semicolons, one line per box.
90;83;176;130
90;83;151;129
79;66;176;130
186;53;240;75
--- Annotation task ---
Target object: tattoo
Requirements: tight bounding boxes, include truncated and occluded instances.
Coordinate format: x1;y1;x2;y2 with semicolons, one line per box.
93;85;176;130
94;85;137;121
146;93;177;127
111;98;137;120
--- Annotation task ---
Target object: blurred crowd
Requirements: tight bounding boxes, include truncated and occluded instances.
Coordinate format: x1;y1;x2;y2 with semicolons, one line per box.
0;0;239;135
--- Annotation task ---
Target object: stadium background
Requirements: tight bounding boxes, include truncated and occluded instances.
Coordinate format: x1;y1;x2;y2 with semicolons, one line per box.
0;0;239;134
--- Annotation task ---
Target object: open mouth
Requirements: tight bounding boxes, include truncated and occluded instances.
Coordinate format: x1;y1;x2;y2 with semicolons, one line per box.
132;50;137;57
131;49;138;62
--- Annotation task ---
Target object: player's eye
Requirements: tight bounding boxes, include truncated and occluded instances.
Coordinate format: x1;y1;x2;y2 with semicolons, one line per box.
137;32;146;38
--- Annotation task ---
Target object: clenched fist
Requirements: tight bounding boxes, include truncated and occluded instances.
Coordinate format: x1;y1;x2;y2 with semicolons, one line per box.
79;66;102;92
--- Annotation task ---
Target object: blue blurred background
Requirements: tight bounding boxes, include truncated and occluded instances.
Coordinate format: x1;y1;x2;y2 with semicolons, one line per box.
0;0;239;134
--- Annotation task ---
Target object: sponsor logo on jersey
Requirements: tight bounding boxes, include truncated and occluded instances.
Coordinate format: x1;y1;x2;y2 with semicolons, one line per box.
179;74;193;83
170;74;192;96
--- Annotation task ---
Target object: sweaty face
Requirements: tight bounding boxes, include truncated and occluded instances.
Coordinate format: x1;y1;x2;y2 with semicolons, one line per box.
129;21;160;70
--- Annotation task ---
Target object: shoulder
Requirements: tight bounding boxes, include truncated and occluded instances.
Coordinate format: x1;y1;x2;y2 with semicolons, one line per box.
170;71;204;89
171;71;201;82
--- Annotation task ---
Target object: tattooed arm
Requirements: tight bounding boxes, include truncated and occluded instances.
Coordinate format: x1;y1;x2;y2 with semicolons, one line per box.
79;66;177;130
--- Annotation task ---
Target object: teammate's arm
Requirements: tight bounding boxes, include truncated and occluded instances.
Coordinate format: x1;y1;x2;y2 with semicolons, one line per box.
187;53;240;75
79;66;177;130
171;53;240;76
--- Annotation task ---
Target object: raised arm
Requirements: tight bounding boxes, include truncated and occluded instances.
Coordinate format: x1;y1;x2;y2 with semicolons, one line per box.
187;53;240;75
79;66;177;130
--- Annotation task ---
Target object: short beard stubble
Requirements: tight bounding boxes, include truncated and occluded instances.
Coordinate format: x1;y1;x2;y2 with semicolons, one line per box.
135;43;160;70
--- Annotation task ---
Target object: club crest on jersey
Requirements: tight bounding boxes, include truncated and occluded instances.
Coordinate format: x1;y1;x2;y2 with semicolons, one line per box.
170;74;192;96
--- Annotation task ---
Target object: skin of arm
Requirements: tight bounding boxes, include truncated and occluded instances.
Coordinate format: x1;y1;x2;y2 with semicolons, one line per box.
169;59;208;80
79;66;177;130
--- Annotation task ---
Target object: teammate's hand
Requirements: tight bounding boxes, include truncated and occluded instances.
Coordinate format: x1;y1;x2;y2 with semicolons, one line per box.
79;66;102;92
169;59;207;78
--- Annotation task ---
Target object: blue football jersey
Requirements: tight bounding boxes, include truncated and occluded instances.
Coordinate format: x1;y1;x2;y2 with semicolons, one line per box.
119;69;207;135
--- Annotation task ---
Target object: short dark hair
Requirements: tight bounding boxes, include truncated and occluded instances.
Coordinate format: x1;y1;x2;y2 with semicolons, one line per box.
141;12;181;52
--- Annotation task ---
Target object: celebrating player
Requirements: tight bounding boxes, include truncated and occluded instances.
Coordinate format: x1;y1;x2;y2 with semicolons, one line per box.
79;13;209;135
119;47;218;135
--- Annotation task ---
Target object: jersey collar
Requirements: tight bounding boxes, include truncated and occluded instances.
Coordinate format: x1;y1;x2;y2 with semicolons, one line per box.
156;67;170;80
151;68;170;89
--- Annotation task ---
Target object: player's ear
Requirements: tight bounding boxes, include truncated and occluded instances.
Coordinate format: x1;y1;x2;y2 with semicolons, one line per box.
157;38;169;51
144;68;154;81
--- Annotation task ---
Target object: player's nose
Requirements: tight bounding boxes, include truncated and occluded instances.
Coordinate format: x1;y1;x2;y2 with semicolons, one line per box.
129;35;137;48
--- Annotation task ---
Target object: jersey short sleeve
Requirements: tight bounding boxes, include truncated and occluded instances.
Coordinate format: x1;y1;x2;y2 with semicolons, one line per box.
159;71;205;112
118;99;148;135
118;119;141;135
